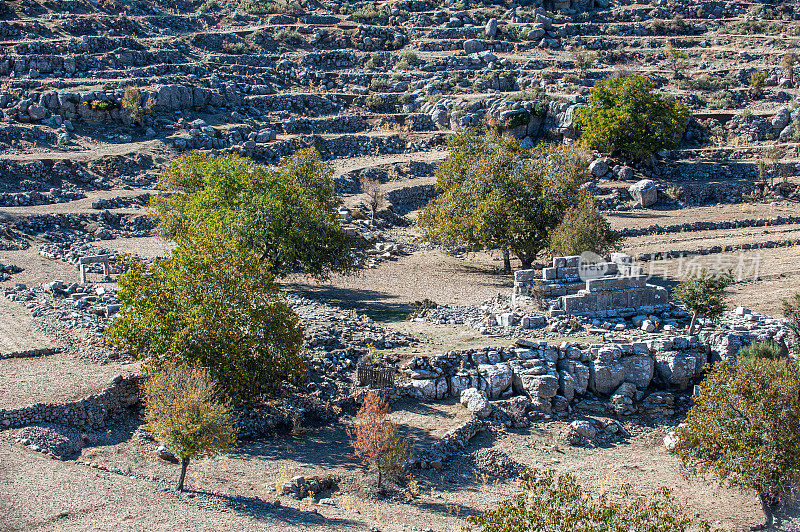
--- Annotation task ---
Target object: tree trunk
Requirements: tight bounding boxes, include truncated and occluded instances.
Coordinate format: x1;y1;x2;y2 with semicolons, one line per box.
502;249;512;274
177;457;190;492
377;468;382;490
751;492;775;531
688;311;697;335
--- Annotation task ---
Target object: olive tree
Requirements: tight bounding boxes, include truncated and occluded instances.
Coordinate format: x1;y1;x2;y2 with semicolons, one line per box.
675;357;800;530
418;129;587;272
575;74;690;161
105;231;305;403
144;363;237;491
150;149;363;279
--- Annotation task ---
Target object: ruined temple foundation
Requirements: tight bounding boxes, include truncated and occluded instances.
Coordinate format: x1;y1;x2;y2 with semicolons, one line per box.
514;254;670;318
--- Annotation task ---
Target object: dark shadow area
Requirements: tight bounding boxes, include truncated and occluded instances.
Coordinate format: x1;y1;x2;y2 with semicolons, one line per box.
234;425;359;469
187;488;362;528
644;274;681;293
281;283;414;323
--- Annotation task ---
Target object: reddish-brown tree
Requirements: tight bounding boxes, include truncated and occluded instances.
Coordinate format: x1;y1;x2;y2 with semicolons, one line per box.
348;392;409;488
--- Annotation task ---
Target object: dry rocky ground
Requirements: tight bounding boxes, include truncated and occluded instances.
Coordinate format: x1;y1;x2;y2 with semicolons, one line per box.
2;0;800;530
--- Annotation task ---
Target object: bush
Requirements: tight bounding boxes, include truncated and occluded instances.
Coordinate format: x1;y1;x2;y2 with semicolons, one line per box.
574;74;690;161
782;293;800;354
739;340;782;361
221;41;251;54
144;362;237;491
548;192;620;257
121;87;154;126
239;0;302;15
275;28;303;45
467;468;707;532
88;99;114;111
105;231;306;403
672;270;733;334
395;51;422;70
348;392;410;489
364;94;388;112
675;357;800;530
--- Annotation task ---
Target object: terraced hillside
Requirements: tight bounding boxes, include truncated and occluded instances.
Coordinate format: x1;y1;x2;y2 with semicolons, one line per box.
2;0;800;530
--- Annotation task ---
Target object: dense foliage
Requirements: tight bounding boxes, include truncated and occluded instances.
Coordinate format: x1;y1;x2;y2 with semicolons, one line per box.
675;357;800;529
144;362;237;491
105;231;305;403
467;468;707;532
348;392;410;488
150;149;362;279
738;340;782;361
575;74;690;160
418;129;588;269
782;293;800;354
548;191;620;257
672;270;733;334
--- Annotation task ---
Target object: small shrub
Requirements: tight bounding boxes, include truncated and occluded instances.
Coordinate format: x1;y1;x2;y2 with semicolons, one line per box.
739;340;782;361
88;99;114;111
121;87;154;126
395;51;421;70
275;28;303;45
198;0;220;11
548;192;620;257
222;41;252;54
144;362;237;491
239;0;302;15
749;70;767;96
467;469;707;532
369;79;392;92
672;269;733;334
348;392;410;489
782;293;800;354
364;94;387;112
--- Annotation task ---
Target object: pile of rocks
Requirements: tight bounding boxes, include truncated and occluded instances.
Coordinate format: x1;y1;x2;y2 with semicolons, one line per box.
470;448;526;480
15;423;83;459
563;417;629;446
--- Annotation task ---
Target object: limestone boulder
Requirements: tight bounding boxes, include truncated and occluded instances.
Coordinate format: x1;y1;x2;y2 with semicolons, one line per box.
460;388;493;419
621;355;654;388
655;352;696;390
589;360;626;396
478;363;513;399
628;179;658;208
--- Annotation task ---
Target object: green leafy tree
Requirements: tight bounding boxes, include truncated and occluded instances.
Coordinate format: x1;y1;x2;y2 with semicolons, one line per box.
105;231;306;403
467;468;708;532
782;293;800;354
575;74;690;161
548;191;620;257
675;358;800;530
418;129;587;271
150;149;362;279
144;362;237;492
672;270;733;334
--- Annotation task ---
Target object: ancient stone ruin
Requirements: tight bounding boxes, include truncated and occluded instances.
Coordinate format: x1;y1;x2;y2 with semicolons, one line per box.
514;253;669;318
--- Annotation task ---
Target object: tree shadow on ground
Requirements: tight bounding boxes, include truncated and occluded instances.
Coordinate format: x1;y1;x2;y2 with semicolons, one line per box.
282;283;413;323
234;424;359;469
186;488;363;528
235;418;450;469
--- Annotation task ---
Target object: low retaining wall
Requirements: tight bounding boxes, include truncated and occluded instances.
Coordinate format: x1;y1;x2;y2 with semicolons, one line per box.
0;375;141;429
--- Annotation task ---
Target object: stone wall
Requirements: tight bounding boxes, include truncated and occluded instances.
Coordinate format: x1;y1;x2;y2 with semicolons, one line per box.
515;254;669;318
0;375;141;429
